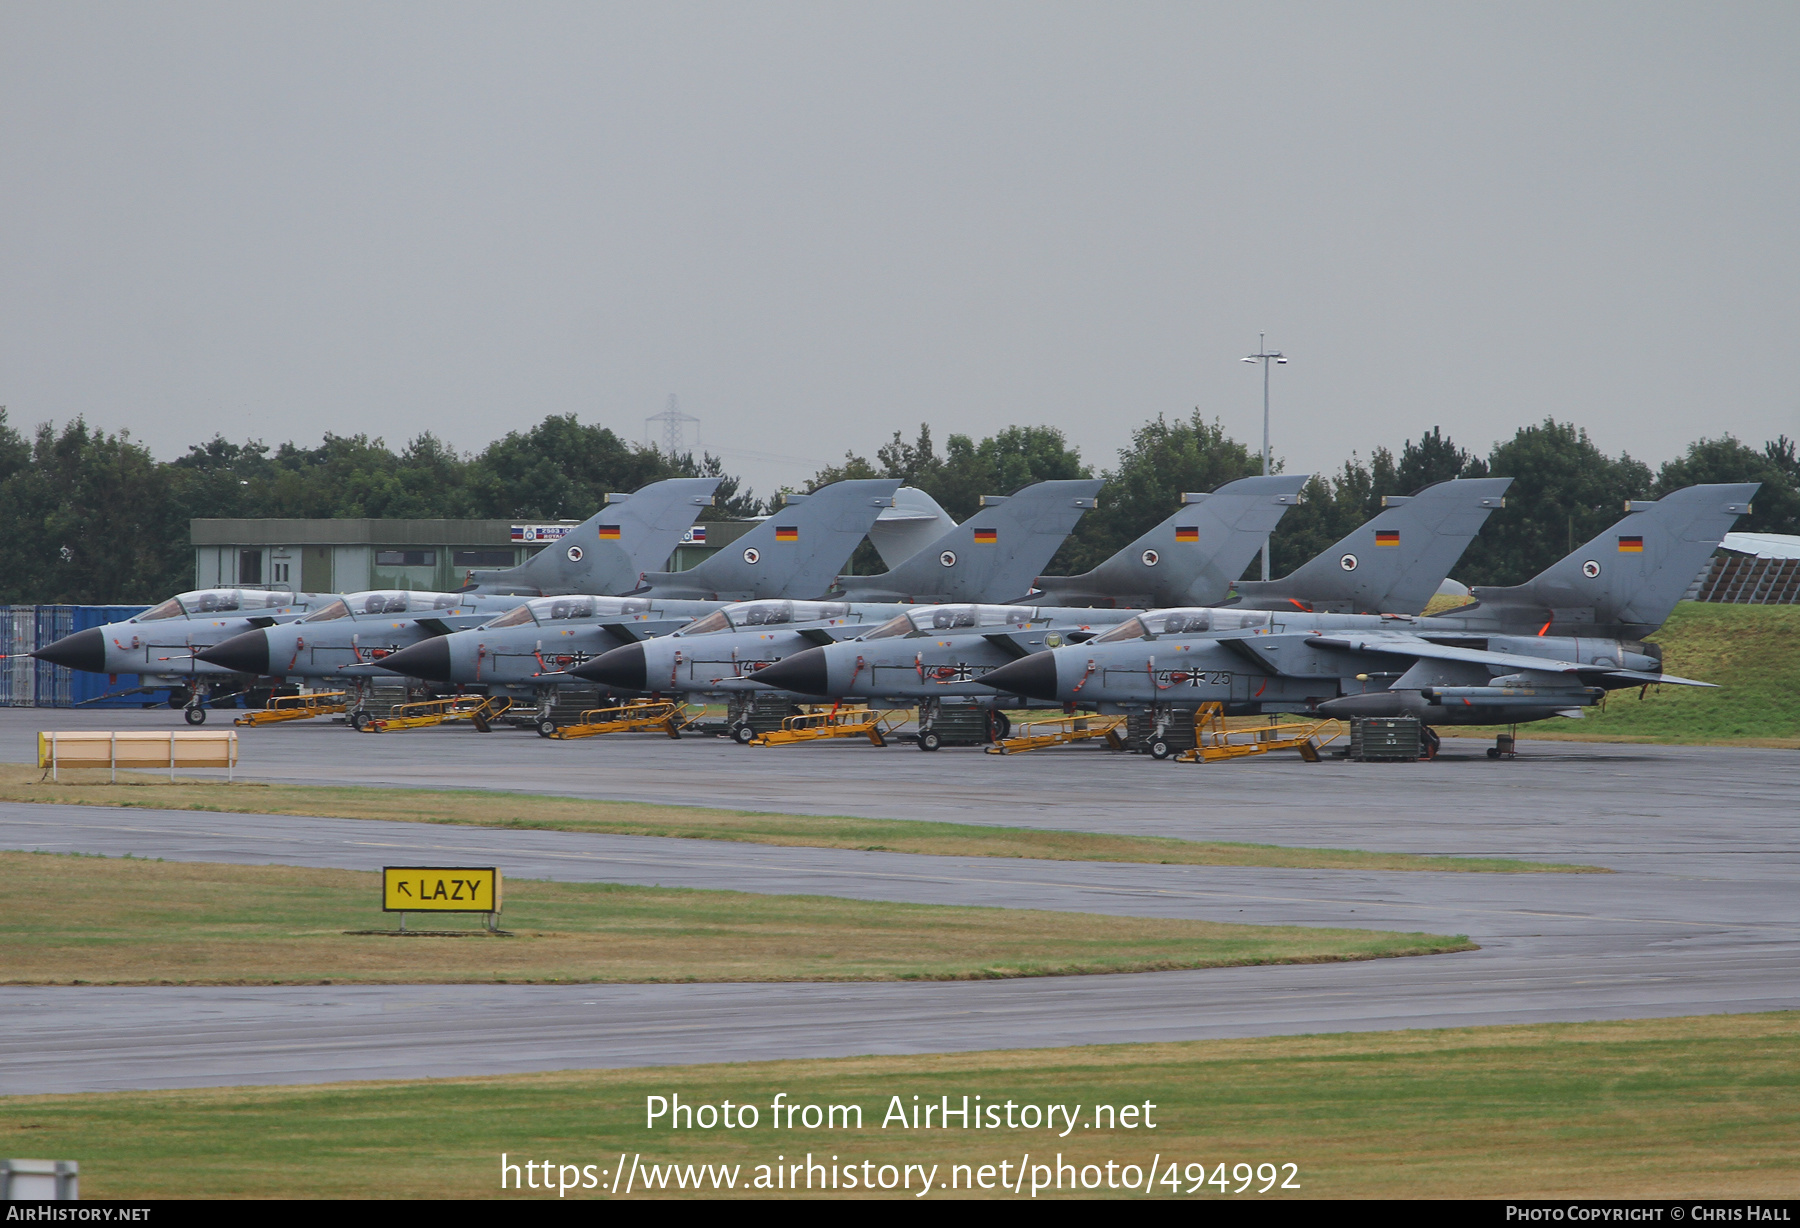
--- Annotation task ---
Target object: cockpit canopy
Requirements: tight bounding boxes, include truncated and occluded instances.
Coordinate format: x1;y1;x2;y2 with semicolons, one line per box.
1088;608;1272;644
135;589;311;621
484;595;652;629
300;590;472;622
678;600;853;636
863;604;1037;641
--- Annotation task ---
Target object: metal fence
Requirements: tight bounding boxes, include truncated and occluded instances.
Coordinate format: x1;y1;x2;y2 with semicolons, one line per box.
0;605;149;707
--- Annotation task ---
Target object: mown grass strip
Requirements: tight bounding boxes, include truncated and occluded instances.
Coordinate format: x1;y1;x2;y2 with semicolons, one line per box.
0;850;1472;986
0;765;1599;873
14;1012;1796;1198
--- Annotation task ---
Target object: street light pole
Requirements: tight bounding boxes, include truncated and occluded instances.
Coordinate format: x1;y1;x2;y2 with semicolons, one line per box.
1241;334;1288;580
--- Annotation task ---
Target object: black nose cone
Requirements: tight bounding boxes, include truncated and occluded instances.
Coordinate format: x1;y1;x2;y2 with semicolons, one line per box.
572;642;647;691
978;652;1059;701
750;648;832;696
196;629;271;675
378;636;452;682
32;627;106;674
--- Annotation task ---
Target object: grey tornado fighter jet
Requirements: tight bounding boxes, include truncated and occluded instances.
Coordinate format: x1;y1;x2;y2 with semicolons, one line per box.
193;475;724;708
829;480;1104;603
748;477;1507;746
31;588;340;723
976;483;1757;757
460;477;721;596
371;479;901;726
194;589;534;717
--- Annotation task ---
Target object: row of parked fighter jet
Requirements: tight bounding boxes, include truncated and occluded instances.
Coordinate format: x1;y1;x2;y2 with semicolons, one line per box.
34;472;1758;750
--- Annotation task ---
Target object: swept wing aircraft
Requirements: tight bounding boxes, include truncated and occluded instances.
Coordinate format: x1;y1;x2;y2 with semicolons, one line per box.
977;483;1756;754
31;588;339;723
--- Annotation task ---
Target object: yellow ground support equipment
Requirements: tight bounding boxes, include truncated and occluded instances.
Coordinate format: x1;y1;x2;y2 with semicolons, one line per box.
1176;703;1343;764
362;695;493;733
233;691;349;727
985;713;1127;755
549;700;696;740
749;705;906;747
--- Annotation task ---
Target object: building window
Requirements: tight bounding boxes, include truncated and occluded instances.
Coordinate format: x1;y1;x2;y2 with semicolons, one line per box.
239;549;263;585
272;562;291;584
375;550;436;567
452;550;514;567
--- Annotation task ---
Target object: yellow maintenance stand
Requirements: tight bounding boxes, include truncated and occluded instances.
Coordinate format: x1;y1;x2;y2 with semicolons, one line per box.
985;713;1127;755
234;691;349;727
362;694;505;733
548;700;696;740
749;705;906;747
1174;703;1342;764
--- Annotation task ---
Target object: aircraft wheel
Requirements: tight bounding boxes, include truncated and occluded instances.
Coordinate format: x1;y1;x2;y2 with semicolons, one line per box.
536;718;558;738
349;710;368;731
990;711;1012;740
1486;747;1500;759
731;724;755;745
917;730;942;752
184;706;207;726
1148;738;1172;760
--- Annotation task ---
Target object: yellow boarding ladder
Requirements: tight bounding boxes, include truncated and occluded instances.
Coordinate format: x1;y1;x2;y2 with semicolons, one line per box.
233;691;349;727
749;705;906;747
1176;702;1343;764
549;700;696;740
985;713;1127;755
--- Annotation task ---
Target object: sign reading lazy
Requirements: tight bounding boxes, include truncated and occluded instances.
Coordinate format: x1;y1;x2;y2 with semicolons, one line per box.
382;866;502;914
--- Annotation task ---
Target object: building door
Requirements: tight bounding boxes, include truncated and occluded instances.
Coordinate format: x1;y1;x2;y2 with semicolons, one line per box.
301;547;332;594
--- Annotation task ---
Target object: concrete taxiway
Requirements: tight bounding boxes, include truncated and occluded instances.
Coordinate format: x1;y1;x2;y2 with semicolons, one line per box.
2;710;1796;1094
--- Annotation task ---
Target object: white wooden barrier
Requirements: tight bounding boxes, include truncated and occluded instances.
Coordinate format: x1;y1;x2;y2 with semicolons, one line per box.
38;730;238;782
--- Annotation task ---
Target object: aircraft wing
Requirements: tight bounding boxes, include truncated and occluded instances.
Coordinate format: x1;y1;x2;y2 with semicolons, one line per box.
1305;633;1716;687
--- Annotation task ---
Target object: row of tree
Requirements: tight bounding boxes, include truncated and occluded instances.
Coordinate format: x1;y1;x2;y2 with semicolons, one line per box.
811;417;1799;587
0;406;1793;604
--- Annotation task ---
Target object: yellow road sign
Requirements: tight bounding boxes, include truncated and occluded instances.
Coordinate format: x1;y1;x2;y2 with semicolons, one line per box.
382;866;502;913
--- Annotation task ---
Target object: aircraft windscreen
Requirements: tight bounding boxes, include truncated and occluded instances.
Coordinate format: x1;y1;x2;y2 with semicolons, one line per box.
862;614;918;641
487;605;537;629
300;600;352;623
1091;616;1149;644
680;611;733;636
136;598;187;622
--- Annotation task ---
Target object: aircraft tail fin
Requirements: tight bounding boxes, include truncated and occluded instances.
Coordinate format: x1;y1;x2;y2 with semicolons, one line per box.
869;487;957;570
1232;476;1513;613
461;477;719;596
1457;482;1758;637
834;479;1104;602
1033;474;1309;607
638;478;901;600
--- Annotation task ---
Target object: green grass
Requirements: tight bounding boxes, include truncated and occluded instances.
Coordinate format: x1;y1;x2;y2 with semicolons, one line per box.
1460;603;1800;746
0;766;1599;873
14;1012;1796;1199
0;850;1471;985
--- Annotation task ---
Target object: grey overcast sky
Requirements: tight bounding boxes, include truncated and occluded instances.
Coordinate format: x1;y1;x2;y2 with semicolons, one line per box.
2;2;1796;498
